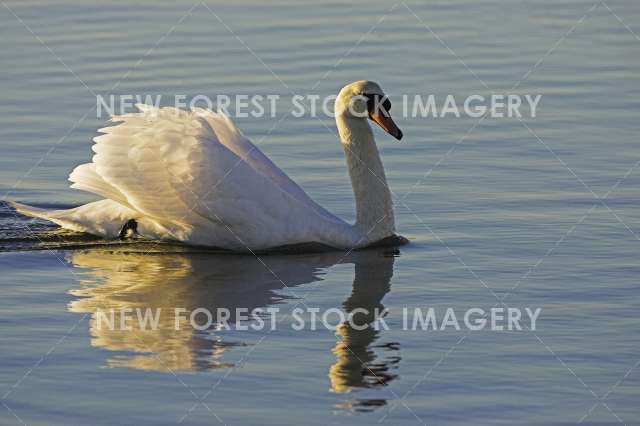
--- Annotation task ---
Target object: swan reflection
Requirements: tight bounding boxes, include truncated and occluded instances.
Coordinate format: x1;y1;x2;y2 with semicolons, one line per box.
67;247;400;405
329;251;401;412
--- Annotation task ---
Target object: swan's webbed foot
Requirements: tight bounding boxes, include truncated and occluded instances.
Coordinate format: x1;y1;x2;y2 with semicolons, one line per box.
118;219;139;240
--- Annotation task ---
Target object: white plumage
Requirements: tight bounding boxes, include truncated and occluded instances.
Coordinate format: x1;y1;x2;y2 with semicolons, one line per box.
12;81;403;251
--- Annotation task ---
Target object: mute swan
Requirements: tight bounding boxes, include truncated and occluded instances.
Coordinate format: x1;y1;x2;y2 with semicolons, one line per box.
12;80;406;252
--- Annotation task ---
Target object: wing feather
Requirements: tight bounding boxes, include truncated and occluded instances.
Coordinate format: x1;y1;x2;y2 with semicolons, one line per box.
68;104;343;248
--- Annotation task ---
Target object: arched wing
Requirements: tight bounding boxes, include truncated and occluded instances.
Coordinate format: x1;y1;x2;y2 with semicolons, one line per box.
68;105;336;246
193;108;321;209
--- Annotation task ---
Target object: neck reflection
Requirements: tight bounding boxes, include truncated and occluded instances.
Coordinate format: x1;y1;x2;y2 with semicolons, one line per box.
329;250;400;412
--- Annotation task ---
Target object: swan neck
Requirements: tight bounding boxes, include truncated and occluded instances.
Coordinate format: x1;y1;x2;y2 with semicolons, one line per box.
336;114;395;242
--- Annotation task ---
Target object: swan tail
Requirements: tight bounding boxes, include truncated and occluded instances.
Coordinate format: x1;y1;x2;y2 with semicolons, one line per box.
10;199;143;237
10;199;175;240
9;201;96;233
10;201;52;220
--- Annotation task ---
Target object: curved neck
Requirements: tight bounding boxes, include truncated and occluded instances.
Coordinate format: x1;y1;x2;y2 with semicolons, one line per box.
336;113;395;242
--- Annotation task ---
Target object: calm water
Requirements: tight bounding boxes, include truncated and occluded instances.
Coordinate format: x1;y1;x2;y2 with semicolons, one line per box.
1;0;640;424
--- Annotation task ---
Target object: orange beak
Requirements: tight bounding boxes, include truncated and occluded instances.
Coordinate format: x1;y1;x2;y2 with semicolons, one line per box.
369;110;403;141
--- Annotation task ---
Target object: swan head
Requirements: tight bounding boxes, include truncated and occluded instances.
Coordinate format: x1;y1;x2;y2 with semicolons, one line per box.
336;80;403;141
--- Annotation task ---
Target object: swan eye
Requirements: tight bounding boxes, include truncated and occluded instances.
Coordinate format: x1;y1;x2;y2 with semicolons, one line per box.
364;94;392;116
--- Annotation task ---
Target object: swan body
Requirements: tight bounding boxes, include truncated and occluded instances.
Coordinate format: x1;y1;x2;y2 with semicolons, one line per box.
12;81;404;251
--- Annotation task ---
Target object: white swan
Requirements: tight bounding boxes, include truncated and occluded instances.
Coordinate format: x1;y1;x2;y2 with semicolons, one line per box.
12;80;405;251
